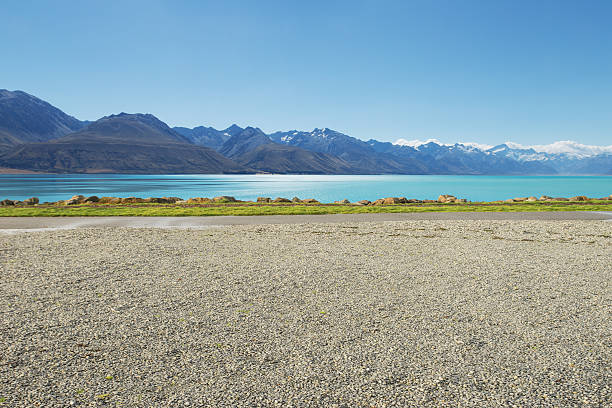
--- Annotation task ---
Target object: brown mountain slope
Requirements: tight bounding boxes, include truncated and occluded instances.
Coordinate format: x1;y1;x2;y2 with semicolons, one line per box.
0;89;86;151
235;143;354;174
0;113;250;174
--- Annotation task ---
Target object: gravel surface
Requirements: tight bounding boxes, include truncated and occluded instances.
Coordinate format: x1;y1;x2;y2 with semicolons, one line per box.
1;220;610;407
1;211;612;233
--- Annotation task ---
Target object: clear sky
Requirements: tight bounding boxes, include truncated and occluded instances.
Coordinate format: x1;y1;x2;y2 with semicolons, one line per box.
2;0;611;145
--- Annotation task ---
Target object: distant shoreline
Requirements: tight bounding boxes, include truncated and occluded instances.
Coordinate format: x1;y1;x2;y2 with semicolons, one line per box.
0;167;48;174
1;171;611;176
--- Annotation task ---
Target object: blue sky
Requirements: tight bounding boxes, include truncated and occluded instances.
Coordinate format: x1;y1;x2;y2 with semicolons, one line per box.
2;0;611;145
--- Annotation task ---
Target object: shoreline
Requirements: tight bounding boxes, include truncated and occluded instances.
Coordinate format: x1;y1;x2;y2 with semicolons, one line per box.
1;193;611;217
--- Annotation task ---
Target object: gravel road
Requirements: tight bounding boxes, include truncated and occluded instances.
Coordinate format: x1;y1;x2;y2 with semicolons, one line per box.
1;220;610;406
1;211;611;233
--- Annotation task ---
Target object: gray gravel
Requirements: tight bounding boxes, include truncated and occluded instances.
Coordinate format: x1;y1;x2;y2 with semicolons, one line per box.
1;220;611;406
1;211;612;233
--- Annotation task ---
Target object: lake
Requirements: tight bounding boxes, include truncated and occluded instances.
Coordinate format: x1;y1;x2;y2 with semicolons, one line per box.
1;174;611;203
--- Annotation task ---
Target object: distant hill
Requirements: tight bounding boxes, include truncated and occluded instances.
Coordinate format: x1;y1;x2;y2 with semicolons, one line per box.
269;128;430;174
0;113;248;174
219;127;274;158
0;89;85;151
58;113;191;145
367;140;557;175
482;143;612;175
236;144;353;174
219;127;353;174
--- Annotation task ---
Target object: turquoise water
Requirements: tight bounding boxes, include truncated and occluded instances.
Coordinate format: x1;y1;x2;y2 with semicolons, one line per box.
0;174;610;203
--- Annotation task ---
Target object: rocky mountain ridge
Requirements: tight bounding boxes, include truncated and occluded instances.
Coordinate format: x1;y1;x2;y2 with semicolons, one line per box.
0;89;86;152
0;89;610;175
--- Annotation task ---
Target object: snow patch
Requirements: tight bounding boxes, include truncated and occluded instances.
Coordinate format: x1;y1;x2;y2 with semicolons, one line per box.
504;141;612;158
393;138;450;147
461;142;494;150
394;138;611;158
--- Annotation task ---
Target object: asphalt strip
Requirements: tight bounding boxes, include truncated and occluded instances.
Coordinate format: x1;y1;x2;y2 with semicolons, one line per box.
0;211;611;233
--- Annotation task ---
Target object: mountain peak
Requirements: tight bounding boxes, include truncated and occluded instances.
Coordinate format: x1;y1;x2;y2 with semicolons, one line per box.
101;112;158;121
57;112;189;145
0;89;85;147
222;124;244;136
0;89;38;100
242;126;265;134
219;126;273;158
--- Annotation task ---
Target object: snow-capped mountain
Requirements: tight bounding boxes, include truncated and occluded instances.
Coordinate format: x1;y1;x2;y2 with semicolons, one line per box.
1;89;609;175
392;139;612;174
269;128;430;174
502;141;612;158
395;138;494;151
396;138;612;159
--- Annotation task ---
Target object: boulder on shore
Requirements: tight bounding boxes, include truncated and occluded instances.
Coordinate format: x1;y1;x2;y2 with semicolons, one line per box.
334;199;351;204
121;197;145;204
437;195;457;203
356;200;371;206
213;196;238;203
527;196;538;202
257;197;271;203
273;197;292;203
64;195;86;205
301;198;319;204
513;197;528;202
0;199;15;206
383;197;403;205
569;196;587;201
291;197;303;203
23;197;39;205
84;196;99;203
143;197;178;204
186;197;212;204
98;197;122;204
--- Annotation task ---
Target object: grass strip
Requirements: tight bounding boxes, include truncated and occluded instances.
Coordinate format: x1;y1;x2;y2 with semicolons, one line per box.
0;202;611;216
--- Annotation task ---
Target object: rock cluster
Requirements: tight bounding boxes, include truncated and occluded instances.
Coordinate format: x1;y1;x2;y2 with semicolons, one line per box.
436;195;469;203
0;195;185;206
0;194;610;206
256;197;319;204
501;195;607;203
0;197;39;206
332;196;457;206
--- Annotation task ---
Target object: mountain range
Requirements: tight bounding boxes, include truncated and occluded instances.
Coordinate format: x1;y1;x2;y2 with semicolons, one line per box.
0;89;610;175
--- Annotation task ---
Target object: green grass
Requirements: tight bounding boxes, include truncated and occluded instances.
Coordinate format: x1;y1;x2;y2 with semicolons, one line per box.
0;201;610;216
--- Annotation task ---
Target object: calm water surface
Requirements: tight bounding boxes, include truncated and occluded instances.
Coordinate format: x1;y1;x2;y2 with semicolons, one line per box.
0;174;611;203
